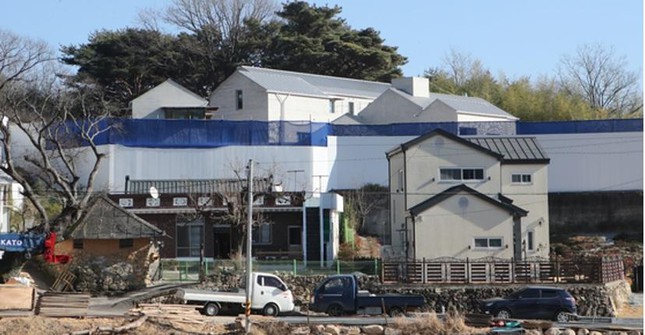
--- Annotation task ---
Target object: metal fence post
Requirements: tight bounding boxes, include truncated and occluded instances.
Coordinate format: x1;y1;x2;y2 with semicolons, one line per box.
293;259;297;275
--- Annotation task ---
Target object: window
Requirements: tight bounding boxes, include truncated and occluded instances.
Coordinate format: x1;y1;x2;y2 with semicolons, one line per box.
176;217;204;257
261;276;287;291
173;197;188;206
527;230;534;251
398;169;404;191
512;173;532;184
541;289;558;298
473;237;503;249
322;277;347;294
119;198;133;207
440;168;484;181
119;239;134;248
252;222;272;245
146;198;160;207
288;226;302;246
236;90;243;110
73;239;83;249
348;102;355;115
519;289;540;299
459;127;477;135
329;100;336;113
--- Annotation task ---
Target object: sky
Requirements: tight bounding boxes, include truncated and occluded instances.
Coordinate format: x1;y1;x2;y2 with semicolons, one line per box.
1;0;642;83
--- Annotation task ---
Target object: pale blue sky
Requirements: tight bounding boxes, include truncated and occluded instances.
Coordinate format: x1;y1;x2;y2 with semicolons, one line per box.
2;0;642;82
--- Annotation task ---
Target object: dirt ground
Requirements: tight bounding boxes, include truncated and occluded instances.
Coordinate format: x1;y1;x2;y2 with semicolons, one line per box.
0;315;237;335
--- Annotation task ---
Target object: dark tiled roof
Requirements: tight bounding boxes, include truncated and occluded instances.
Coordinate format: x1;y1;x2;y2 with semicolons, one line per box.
467;137;549;163
67;196;165;239
126;178;274;195
409;184;528;217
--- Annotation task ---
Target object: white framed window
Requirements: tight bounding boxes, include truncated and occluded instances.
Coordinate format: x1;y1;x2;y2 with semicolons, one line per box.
512;173;532;184
197;197;212;207
276;196;291;206
146;198;160;207
252;222;272;245
440;168;484;182
173;197;188;206
119;198;133;207
473;237;503;249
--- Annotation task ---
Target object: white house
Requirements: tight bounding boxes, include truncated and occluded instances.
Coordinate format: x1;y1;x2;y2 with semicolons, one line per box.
354;77;518;125
386;128;550;261
208;66;390;122
131;79;210;119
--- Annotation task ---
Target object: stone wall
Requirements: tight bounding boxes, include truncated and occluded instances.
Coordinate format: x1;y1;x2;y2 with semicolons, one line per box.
549;191;642;237
193;272;631;317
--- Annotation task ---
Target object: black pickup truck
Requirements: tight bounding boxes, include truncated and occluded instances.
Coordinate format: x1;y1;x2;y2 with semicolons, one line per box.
309;274;426;316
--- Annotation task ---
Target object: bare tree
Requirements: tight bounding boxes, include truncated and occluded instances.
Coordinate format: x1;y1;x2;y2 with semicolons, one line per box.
0;30;116;234
558;43;643;117
0;29;54;92
140;0;278;55
346;183;388;234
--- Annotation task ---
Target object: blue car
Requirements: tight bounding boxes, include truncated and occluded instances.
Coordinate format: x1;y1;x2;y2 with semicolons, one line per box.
480;286;577;322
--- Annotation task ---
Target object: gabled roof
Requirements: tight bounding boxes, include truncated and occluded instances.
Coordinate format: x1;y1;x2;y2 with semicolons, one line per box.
386;128;503;160
66;195;165;239
390;89;518;120
409;184;528;217
238;66;391;99
331;113;364;125
386;128;549;164
133;79;207;104
467;137;550;163
126;177;275;195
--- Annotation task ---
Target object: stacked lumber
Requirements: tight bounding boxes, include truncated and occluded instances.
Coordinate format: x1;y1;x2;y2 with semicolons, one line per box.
130;303;204;326
36;292;90;317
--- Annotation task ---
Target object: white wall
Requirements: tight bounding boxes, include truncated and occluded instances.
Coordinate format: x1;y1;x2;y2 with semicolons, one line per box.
534;132;643;192
131;81;206;119
328;132;643;192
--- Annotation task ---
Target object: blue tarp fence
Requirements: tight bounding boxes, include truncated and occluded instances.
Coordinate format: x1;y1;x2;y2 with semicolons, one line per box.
74;118;641;149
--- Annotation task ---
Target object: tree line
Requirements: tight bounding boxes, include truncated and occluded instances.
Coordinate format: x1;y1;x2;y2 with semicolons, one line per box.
58;0;641;120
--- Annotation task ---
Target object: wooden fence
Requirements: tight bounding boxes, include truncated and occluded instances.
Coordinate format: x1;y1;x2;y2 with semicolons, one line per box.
381;256;624;284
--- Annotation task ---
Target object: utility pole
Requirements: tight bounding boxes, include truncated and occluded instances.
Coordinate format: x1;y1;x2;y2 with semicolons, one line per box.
245;159;254;334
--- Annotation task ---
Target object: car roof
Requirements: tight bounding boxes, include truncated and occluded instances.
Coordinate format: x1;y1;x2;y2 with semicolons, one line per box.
523;286;567;290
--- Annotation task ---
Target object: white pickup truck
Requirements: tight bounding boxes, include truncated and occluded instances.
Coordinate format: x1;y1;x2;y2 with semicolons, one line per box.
175;272;295;317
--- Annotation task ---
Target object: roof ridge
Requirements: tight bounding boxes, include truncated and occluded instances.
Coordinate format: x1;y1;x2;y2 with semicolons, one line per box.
239;66;391;86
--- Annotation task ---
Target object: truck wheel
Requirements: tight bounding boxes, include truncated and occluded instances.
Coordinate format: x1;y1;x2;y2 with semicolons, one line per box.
203;302;220;316
262;303;280;317
327;304;343;317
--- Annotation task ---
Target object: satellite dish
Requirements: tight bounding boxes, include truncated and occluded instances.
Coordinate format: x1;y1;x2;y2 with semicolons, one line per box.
149;186;159;199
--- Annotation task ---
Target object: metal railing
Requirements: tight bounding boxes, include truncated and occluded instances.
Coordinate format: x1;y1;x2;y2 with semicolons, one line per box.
159;258;381;282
